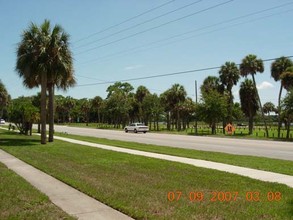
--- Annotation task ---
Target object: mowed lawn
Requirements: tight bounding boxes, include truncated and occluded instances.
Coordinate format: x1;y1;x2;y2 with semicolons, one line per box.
0;162;74;219
0;130;293;219
55;132;293;176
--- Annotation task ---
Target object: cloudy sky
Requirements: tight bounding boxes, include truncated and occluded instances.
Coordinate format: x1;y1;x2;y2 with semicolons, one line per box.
1;0;293;105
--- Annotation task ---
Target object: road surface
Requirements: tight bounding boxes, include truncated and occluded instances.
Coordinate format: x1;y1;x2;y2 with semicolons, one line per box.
51;125;293;161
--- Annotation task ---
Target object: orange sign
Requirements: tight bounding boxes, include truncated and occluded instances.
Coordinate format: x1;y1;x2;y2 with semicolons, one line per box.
225;123;235;135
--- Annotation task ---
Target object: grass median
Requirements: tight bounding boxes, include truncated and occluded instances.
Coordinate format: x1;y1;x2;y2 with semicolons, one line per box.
0;162;74;219
55;132;293;176
0;129;293;219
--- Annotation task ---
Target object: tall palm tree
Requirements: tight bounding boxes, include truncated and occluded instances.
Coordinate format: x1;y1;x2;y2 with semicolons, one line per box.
239;79;259;135
219;62;240;123
16;20;75;144
16;21;50;144
46;23;75;142
240;54;268;137
271;56;293;138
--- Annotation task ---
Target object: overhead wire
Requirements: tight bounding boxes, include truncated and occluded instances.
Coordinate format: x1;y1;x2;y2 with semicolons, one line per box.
74;0;203;49
73;0;176;44
75;56;293;87
76;1;293;64
75;0;234;55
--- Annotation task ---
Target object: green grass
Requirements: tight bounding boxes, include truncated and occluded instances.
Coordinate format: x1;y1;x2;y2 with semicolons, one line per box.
54;132;293;176
0;130;293;219
0;161;74;219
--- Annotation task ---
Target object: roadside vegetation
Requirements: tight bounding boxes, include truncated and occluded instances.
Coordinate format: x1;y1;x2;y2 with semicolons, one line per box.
0;130;292;219
0;161;74;219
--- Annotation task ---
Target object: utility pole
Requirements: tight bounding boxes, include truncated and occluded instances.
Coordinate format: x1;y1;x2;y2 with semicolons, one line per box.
195;80;198;135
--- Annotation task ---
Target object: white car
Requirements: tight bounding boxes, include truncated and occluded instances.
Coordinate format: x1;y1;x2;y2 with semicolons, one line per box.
124;123;149;133
0;119;5;124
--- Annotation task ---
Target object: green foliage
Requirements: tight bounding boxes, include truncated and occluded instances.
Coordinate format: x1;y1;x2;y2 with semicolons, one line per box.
271;56;293;82
280;66;293;90
197;90;228;134
0;80;9;118
8;97;39;135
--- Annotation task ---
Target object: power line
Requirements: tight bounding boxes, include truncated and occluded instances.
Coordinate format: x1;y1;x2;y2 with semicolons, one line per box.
76;56;293;87
75;0;234;55
75;0;203;49
73;0;176;44
77;1;293;65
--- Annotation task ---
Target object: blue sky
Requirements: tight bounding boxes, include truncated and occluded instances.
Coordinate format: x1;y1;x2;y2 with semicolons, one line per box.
1;0;293;105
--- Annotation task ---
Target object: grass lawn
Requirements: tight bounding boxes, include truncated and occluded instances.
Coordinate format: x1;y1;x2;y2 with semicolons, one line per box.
55;132;293;176
0;130;293;219
0;162;74;219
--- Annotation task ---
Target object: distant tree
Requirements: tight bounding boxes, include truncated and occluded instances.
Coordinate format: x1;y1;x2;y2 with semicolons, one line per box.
0;80;9;118
80;98;91;126
91;96;103;123
135;86;150;123
8;97;39;135
282;89;293;138
166;84;187;131
271;57;293;138
239;79;259;134
232;102;244;121
106;82;134;127
200;76;222;97
263;102;276;116
197;90;228;134
280;66;293;90
240;54;268;137
219;62;240;123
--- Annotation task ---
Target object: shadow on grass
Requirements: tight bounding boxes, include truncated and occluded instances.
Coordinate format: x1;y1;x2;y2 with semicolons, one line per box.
0;132;40;147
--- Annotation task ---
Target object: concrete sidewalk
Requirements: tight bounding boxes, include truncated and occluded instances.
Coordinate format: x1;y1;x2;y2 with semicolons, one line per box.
0;149;133;220
54;135;293;188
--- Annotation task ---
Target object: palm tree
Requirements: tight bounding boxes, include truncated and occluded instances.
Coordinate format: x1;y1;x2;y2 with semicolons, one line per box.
271;56;293;138
239;79;259;135
16;21;49;144
263;102;276;116
91;96;103;123
168;84;187;131
46;23;75;142
280;66;293;90
200;76;222;96
219;62;240;123
16;20;75;144
240;54;268;137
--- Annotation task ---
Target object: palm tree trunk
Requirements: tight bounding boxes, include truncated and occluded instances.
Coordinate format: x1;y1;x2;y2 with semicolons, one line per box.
40;73;47;145
249;115;253;135
286;117;290;139
48;85;55;142
277;85;283;138
252;75;269;137
228;90;233;123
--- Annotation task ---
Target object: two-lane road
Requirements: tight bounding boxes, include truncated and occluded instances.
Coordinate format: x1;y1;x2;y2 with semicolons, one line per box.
52;125;293;161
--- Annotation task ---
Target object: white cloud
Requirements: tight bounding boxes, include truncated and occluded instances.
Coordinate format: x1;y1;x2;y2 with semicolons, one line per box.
257;81;274;90
124;65;143;71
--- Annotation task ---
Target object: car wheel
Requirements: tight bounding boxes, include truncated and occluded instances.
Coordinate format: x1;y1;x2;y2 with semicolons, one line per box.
143;131;146;133
134;129;137;133
125;129;128;133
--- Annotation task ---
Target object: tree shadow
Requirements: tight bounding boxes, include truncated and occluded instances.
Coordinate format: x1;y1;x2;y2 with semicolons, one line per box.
0;133;40;147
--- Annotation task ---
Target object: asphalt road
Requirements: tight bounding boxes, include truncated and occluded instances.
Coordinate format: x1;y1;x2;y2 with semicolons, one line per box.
52;125;293;161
